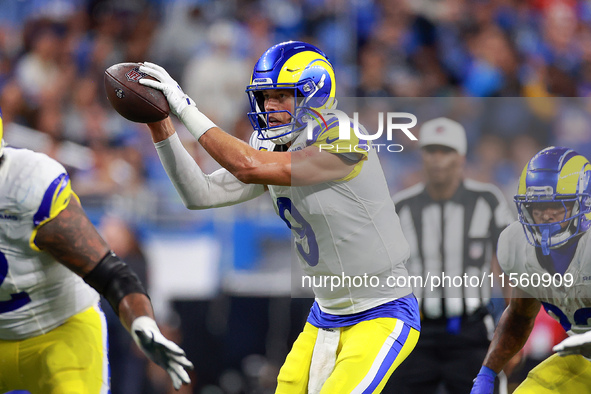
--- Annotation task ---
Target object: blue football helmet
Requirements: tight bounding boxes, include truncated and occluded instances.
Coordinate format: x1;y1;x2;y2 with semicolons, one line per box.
246;41;336;145
515;146;591;255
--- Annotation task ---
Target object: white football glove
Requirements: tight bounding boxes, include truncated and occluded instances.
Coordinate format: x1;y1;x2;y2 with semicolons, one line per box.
553;330;591;358
139;62;196;117
131;316;194;390
139;61;217;140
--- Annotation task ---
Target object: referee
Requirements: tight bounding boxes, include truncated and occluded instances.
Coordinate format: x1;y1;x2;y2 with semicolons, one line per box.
386;118;513;394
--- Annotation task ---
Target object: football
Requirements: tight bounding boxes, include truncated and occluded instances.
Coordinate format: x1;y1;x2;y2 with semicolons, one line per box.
104;62;170;123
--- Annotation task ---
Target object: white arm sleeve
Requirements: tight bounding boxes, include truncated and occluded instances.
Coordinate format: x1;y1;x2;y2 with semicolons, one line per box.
154;133;265;209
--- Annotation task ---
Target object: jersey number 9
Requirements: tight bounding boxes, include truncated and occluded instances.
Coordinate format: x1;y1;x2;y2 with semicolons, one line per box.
277;197;319;267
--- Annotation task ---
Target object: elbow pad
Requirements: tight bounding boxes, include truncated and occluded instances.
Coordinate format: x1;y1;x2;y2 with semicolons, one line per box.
83;251;148;316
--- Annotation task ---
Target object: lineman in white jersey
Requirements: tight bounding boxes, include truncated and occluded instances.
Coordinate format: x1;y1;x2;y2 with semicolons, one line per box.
139;41;420;393
0;112;192;392
471;146;591;394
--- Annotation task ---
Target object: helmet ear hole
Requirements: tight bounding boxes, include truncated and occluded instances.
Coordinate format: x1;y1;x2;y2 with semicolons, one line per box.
254;91;265;111
257;113;267;129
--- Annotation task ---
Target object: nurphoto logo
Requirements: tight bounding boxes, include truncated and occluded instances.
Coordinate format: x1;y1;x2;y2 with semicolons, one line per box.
306;109;418;152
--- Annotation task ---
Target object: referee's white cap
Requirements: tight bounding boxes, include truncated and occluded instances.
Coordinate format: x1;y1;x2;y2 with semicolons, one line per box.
419;117;467;156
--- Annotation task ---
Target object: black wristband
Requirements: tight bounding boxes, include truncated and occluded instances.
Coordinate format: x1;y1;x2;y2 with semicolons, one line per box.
83;251;148;316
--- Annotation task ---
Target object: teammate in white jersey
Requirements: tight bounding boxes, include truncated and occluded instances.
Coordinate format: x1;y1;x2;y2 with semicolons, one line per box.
139;41;420;393
471;146;591;394
0;112;193;392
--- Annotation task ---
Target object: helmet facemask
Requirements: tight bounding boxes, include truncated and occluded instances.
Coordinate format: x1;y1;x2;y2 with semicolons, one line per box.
515;191;589;255
246;76;333;145
247;83;301;145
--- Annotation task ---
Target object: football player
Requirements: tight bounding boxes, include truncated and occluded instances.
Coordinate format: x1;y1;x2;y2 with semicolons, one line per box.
139;41;421;393
471;146;591;393
0;111;193;392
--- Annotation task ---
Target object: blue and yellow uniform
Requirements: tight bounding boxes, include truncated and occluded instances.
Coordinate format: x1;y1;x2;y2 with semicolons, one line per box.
499;147;591;393
0;146;108;393
250;116;420;393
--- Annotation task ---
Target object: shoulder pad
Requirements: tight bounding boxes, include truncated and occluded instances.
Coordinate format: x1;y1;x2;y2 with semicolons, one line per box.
248;131;276;151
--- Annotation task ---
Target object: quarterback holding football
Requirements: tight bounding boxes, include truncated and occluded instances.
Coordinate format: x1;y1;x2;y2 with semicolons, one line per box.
139;41;421;393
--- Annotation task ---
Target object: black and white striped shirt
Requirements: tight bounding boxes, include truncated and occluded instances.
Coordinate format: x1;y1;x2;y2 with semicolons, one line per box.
392;179;514;320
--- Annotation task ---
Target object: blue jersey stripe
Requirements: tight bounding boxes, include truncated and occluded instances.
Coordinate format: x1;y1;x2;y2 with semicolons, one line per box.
307;295;420;331
33;173;68;226
362;323;411;394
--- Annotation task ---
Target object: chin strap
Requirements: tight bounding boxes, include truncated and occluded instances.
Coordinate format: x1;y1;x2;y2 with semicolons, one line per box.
540;223;563;255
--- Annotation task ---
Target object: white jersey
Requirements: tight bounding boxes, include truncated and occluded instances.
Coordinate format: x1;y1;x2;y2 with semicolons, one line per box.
0;147;98;340
249;122;412;315
498;222;591;335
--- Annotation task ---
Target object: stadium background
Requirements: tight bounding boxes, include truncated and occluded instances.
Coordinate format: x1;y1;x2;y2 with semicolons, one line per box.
0;0;590;392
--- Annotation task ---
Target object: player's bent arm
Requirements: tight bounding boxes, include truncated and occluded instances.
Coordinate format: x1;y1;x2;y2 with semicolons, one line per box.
148;118;354;186
34;197;110;276
199;127;355;186
34;198;193;389
148;118;290;185
152;129;265;209
482;288;540;373
148;116;355;186
142;64;356;185
34;197;152;324
471;289;539;394
181;124;292;185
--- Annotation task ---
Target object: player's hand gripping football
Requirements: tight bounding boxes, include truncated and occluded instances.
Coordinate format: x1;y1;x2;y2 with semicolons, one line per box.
131;316;194;390
553;330;591;358
139;62;195;117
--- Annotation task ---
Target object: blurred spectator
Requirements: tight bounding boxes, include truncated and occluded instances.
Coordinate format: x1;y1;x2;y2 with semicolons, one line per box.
149;0;208;78
466;133;512;186
463;25;519;96
356;41;392;97
15;21;69;107
240;11;274;62
125;10;157;61
552;98;591;157
0;79;28;126
182;20;251;132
